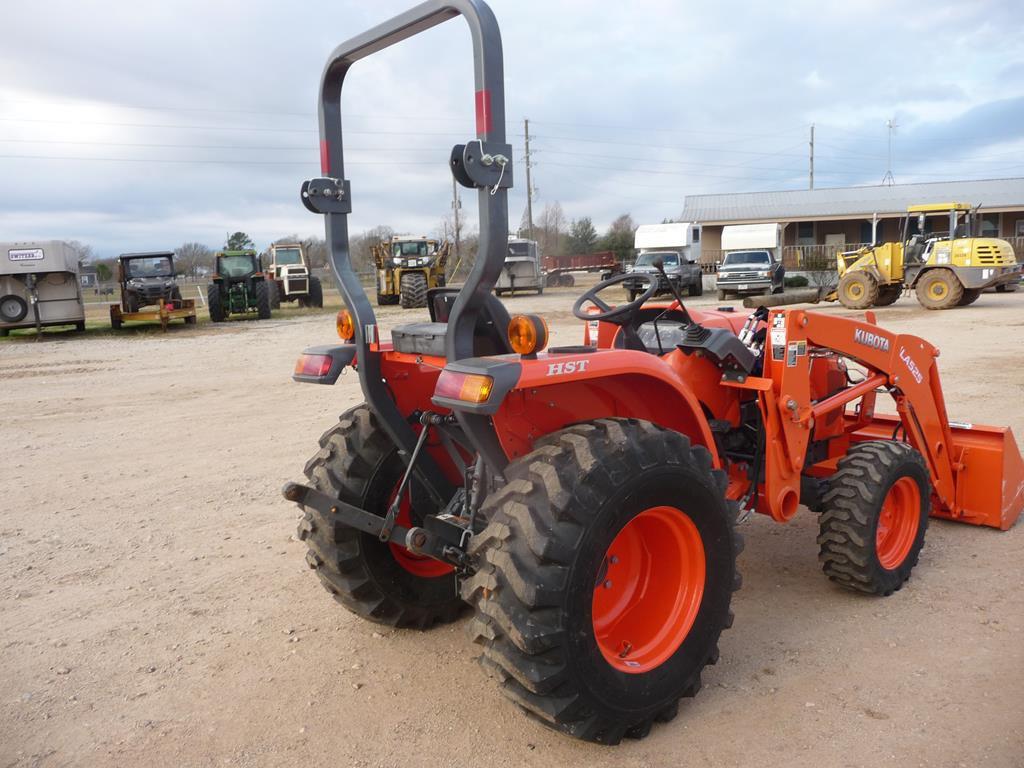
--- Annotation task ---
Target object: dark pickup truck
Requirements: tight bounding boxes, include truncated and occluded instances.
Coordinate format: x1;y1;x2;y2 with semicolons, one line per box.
622;251;703;300
716;249;785;299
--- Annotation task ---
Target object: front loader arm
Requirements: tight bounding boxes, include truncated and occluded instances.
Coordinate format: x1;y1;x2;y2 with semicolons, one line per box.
728;308;960;522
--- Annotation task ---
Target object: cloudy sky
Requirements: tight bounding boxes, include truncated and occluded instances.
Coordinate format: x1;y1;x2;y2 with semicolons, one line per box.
3;0;1023;256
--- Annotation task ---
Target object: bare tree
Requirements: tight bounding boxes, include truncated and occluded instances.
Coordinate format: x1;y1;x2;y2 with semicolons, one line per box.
65;240;94;264
176;242;214;277
536;202;567;256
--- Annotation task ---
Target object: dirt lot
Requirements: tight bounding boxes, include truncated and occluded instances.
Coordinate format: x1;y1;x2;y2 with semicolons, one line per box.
2;284;1023;768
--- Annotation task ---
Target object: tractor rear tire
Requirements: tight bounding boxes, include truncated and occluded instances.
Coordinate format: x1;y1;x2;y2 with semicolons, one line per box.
307;276;324;308
400;272;428;309
255;281;272;319
818;441;929;596
957;288;981;306
874;286;902;306
207;284;226;322
464;419;742;745
267;280;281;309
837;272;879;309
297;405;464;629
915;268;962;310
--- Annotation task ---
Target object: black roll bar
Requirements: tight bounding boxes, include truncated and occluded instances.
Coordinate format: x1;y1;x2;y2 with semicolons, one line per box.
302;0;513;501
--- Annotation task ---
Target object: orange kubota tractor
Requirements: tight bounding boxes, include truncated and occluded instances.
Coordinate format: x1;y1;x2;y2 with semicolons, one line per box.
284;0;1024;745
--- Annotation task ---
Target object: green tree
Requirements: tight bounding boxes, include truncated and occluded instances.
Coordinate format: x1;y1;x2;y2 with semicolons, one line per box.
95;263;112;282
225;231;254;250
598;213;637;264
567;217;598;254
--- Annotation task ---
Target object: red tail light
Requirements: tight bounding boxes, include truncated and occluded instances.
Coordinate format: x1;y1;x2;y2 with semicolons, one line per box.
294;353;332;377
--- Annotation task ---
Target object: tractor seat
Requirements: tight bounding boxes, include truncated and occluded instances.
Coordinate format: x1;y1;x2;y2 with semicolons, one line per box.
391;288;513;357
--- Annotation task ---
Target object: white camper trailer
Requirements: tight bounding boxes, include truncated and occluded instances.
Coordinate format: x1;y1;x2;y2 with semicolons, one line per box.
0;241;86;335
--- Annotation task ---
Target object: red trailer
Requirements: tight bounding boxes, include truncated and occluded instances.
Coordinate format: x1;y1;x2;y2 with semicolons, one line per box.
543;250;621;287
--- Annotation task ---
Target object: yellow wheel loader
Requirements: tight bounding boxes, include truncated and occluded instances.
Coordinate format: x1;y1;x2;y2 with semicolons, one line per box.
372;236;450;308
834;203;1021;310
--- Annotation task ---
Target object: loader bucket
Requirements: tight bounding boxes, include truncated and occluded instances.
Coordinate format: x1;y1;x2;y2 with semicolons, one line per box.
848;414;1024;531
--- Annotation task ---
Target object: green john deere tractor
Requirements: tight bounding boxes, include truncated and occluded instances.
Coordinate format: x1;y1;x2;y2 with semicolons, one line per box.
208;250;272;322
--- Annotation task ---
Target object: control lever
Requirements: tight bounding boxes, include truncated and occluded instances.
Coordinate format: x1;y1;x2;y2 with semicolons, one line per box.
653;257;694;326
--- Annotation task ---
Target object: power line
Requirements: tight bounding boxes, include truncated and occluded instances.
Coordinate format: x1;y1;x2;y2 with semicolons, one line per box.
0;153;437;166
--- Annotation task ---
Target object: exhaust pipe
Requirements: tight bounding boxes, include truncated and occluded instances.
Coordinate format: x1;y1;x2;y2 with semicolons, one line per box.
743;288;827;309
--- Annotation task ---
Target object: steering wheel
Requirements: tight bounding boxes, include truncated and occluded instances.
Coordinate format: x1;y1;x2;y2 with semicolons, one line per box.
572;272;658;323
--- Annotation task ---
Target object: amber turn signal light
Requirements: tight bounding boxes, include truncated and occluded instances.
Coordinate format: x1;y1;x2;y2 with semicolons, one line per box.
508;314;548;356
336;309;355;341
435;370;494;404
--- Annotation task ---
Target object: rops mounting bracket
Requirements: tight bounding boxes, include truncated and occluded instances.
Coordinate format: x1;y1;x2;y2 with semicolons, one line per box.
301;177;352;214
450;139;514;191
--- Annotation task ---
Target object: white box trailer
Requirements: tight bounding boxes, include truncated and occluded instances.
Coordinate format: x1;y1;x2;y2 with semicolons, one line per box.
0;241;86;335
633;222;701;263
720;223;783;256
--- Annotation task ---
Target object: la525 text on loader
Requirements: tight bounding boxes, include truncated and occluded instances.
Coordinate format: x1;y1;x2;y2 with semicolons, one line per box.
283;0;1024;746
836;202;1021;310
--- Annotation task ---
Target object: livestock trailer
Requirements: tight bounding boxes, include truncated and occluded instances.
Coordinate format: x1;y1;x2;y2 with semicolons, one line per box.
0;241;86;336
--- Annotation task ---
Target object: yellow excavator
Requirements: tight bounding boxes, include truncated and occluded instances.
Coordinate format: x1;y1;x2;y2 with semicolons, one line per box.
834;203;1020;310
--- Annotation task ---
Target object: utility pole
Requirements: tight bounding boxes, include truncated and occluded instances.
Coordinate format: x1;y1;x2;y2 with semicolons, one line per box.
882;118;898;186
809;123;815;190
524;117;534;240
451;174;462;272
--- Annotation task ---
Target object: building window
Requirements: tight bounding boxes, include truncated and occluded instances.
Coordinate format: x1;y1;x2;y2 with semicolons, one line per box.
797;221;814;245
1016;219;1024;237
860;221;874;244
692;227;700;243
980;213;999;237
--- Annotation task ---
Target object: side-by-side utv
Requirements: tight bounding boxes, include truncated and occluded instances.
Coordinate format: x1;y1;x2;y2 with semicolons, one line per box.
283;0;1024;746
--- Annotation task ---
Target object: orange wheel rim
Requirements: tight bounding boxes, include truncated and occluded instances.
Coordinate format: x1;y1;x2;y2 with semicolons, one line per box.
386;483;453;579
875;477;920;569
592;506;705;674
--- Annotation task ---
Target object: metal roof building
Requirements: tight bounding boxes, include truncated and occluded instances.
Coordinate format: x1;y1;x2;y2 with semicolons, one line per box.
681;177;1024;225
680;178;1024;267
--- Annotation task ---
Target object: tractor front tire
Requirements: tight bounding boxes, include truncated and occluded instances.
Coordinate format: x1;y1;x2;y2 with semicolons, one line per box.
399;272;428;309
207;284;226;322
818;441;929;596
915;268;963;310
837;272;879;309
957;288;981;306
464;419;742;744
297;405;463;629
307;276;324;308
255;281;272;319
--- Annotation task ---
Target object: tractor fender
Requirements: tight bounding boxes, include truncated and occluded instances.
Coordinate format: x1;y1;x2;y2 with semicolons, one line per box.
485;350;719;466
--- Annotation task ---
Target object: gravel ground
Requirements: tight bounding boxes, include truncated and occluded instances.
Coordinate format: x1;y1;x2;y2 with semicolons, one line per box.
2;284;1023;767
